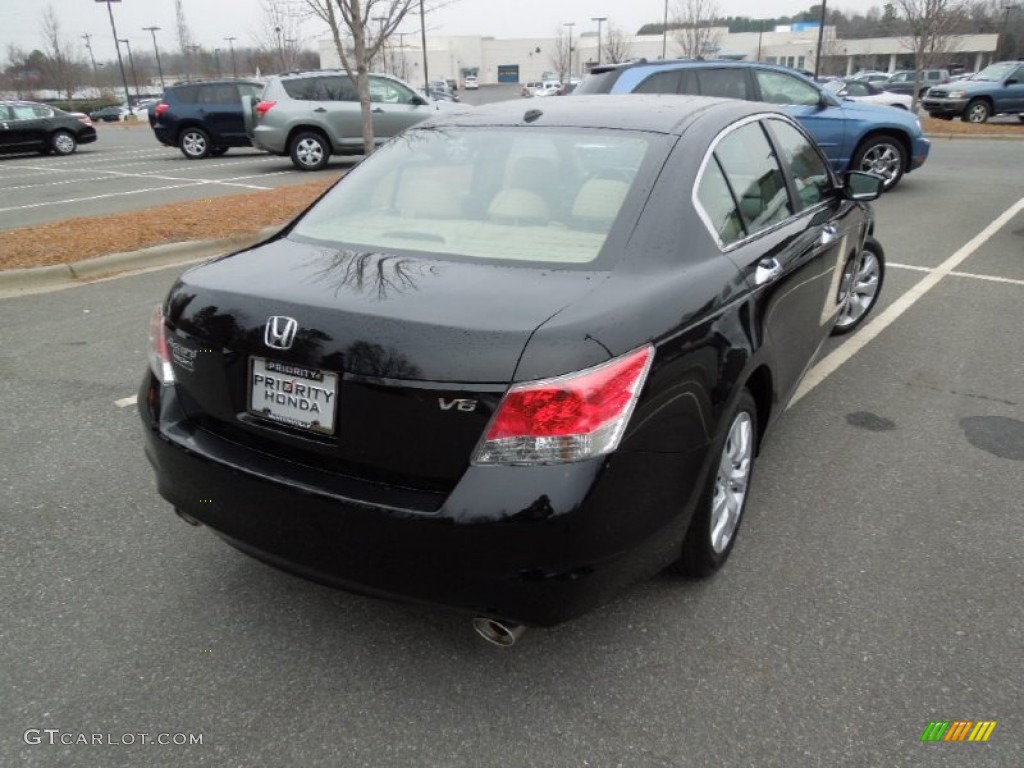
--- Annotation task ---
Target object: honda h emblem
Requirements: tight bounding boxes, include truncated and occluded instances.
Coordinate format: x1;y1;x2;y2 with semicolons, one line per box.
264;316;299;350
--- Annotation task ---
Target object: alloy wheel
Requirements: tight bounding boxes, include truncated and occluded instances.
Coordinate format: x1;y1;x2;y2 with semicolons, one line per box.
182;131;207;158
859;143;901;185
836;249;881;330
52;133;75;155
710;411;754;554
295;138;325;168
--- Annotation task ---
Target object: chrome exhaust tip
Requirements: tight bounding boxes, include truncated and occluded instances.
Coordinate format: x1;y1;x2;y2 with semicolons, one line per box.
174;507;203;527
472;617;526;647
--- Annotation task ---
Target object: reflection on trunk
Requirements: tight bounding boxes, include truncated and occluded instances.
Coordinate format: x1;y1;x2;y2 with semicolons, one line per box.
304;248;440;300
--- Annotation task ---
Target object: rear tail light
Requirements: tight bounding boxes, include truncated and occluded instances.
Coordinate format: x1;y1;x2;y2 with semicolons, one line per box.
472;345;653;465
149;304;175;385
154;103;170;119
255;100;277;119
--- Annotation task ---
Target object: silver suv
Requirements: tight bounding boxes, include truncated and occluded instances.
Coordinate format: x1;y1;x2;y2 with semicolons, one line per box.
248;71;470;170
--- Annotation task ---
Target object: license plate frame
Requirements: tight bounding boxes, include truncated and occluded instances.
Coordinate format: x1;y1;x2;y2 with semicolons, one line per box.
247;357;339;436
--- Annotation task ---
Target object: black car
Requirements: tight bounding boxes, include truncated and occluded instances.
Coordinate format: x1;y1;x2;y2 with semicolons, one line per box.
89;105;128;122
0;101;97;157
150;79;264;159
140;96;885;643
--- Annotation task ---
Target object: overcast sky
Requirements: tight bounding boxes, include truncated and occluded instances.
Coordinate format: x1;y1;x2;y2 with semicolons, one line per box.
3;1;884;62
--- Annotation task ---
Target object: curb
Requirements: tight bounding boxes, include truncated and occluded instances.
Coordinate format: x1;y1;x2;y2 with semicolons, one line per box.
0;226;279;299
925;132;1024;140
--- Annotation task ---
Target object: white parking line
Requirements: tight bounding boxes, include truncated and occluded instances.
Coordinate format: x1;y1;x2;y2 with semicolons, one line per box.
0;179;272;213
789;196;1024;407
115;395;138;408
889;262;1024;287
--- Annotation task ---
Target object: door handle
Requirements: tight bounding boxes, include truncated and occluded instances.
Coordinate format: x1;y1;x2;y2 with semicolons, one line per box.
819;223;838;246
755;257;783;286
313;107;327;113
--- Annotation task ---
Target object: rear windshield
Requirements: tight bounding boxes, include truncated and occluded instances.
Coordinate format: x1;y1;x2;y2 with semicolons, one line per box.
574;70;622;95
291;127;656;265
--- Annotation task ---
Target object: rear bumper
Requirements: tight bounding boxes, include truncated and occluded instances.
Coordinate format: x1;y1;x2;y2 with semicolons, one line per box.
139;374;706;626
252;126;288;155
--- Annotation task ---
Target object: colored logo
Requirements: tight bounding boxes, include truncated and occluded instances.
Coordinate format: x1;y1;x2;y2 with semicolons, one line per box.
921;721;997;742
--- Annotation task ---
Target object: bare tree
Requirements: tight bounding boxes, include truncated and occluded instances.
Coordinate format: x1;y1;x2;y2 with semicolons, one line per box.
39;4;80;100
673;0;721;59
549;26;573;82
175;0;195;77
304;0;418;156
603;24;632;64
894;0;971;107
255;0;306;73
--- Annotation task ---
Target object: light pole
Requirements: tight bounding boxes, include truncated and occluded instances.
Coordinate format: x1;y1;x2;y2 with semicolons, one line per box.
564;22;575;81
274;25;285;73
98;0;132;108
224;36;238;79
591;17;607;67
214;48;223;77
82;33;99;85
143;26;164;89
373;16;387;72
118;38;140;102
756;19;764;62
814;0;828;78
662;0;669;59
999;2;1019;60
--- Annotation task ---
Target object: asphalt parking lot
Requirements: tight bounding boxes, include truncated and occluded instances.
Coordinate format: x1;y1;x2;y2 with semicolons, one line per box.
1;128;1022;764
0;125;349;231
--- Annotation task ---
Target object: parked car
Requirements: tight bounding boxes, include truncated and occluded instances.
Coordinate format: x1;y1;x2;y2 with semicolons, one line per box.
425;80;459;102
922;60;1024;123
0;101;97;156
520;80;544;97
850;71;891;86
246;71;471;171
149;79;264;159
463;75;479;89
140;96;886;641
132;98;161;117
533;82;562;97
883;68;951;98
823;78;914;110
89;105;129;122
576;60;930;190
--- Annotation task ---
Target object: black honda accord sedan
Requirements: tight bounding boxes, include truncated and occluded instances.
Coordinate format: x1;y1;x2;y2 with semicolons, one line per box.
140;96;884;642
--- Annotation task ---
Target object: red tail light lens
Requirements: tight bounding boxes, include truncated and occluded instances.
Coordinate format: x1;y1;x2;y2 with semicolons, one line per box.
149;304;175;385
255;100;277;118
473;345;653;465
154;103;170;118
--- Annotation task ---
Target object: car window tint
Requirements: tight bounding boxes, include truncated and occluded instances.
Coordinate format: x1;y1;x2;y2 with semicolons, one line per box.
238;83;262;99
696;156;745;246
634;70;682;94
11;105;36;119
697;69;750;100
755;70;821;106
199;84;239;104
765;119;832;211
173;85;201;104
0;106;10;120
714;122;793;234
283;77;314;99
32;106;54;118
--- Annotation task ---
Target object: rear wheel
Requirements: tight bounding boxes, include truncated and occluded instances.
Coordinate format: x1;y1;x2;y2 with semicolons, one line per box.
832;236;885;335
676;390;758;577
51;130;77;156
179;127;211;159
963;99;990;123
850;135;906;191
290;131;330;171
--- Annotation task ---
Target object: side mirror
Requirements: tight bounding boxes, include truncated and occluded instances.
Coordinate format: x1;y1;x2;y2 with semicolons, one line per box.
843;171;884;201
411;95;428;106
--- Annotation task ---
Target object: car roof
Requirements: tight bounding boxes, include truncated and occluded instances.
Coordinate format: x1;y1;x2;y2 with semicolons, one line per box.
421;94;784;136
590;58;823;84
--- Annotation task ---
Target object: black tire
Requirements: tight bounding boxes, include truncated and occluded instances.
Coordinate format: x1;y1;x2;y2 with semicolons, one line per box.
50;130;77;156
179;127;211;159
1017;114;1024;123
850;135;906;191
832;236;885;336
210;147;229;157
289;131;331;171
963;99;990;124
676;389;758;578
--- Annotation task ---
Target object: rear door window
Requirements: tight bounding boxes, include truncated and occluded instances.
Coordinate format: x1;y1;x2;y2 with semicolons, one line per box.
765;119;832;211
696;157;746;246
635;70;682;94
172;85;201;104
712;122;793;235
199;84;240;104
697;69;751;100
